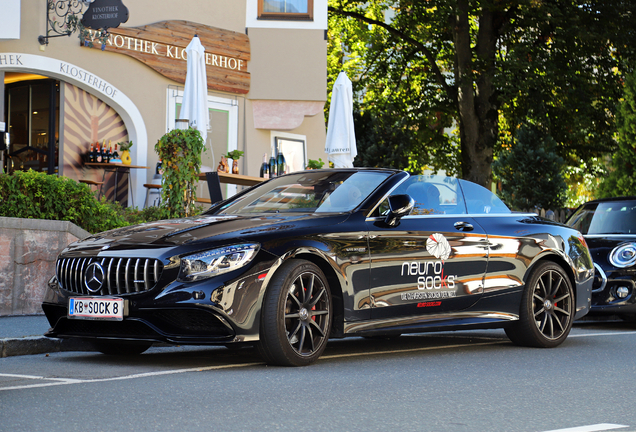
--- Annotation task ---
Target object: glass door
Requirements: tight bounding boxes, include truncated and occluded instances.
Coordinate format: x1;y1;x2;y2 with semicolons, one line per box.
167;89;239;199
5;79;59;175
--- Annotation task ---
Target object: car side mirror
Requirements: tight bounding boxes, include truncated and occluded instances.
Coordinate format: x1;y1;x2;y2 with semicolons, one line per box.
384;194;414;226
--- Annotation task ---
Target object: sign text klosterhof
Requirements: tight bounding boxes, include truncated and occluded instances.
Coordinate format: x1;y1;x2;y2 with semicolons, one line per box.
82;20;250;94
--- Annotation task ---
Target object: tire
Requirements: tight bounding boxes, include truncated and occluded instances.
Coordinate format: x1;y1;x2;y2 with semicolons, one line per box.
505;261;575;348
91;340;152;355
257;259;332;366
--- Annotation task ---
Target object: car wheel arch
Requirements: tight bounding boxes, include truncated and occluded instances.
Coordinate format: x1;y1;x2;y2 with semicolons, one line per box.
287;251;345;338
525;254;577;303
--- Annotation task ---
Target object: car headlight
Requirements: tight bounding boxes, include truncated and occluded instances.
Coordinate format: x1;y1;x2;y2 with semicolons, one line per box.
609;242;636;268
179;244;260;282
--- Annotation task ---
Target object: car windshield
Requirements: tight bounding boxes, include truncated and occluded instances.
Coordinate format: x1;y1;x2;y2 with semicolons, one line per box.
567;200;636;234
214;171;391;215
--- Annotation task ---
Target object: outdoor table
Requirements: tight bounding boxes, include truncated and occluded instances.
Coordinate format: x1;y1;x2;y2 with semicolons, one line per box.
197;171;264;187
84;162;148;206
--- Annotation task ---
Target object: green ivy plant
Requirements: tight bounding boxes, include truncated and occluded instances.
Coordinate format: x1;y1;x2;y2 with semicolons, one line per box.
155;127;205;218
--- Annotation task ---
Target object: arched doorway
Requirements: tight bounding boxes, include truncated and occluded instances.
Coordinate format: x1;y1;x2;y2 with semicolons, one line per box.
0;54;148;205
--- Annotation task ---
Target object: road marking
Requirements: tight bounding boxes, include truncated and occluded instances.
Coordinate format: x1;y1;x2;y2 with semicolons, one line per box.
0;362;259;391
321;340;507;360
542;424;629;432
2;329;635;392
570;331;636;338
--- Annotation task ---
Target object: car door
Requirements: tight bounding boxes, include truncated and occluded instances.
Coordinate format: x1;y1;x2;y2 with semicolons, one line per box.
366;175;489;320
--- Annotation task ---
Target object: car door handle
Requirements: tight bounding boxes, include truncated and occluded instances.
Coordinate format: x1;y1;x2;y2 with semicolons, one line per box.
454;221;474;232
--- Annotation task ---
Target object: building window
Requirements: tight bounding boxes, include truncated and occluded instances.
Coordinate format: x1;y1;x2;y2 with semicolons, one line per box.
273;133;307;173
258;0;313;21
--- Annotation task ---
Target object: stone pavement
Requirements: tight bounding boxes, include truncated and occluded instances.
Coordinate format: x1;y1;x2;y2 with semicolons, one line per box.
0;314;92;357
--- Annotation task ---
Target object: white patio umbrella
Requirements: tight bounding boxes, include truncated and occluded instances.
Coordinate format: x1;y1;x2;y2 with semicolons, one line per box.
325;71;357;168
180;35;209;144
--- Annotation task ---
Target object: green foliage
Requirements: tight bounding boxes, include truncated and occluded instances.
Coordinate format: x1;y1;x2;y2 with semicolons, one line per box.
0;170;127;233
597;71;636;198
353;108;460;176
306;158;325;169
493;125;567;210
155;127;205;218
118;140;133;151
328;0;636;185
0;171;203;234
224;150;244;160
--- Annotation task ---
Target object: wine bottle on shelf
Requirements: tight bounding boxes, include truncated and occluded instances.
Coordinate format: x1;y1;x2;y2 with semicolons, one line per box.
269;155;277;178
277;151;286;176
260;153;270;178
104;143;111;163
89;143;95;163
112;142;119;160
95;143;102;163
156;159;163;175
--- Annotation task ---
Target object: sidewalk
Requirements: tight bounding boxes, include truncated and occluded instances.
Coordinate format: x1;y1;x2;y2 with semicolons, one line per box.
0;314;92;357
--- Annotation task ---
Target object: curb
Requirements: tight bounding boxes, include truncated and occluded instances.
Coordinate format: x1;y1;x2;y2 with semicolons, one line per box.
0;336;95;358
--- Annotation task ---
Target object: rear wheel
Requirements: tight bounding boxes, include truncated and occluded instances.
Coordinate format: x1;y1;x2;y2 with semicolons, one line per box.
257;259;332;366
505;261;575;348
91;340;152;355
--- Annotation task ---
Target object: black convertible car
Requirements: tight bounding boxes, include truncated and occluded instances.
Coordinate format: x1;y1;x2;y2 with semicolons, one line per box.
43;169;594;366
566;196;636;319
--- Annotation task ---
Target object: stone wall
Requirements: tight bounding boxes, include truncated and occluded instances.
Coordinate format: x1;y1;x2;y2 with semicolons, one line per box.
0;217;90;316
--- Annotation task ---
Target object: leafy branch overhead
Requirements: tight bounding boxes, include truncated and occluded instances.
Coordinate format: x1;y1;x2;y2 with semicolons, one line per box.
328;0;636;187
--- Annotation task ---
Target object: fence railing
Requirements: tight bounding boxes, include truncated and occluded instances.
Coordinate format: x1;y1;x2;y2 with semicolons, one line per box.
518;208;574;224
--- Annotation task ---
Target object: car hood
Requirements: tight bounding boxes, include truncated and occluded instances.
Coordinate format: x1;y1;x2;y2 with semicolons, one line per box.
65;213;350;253
584;235;636;267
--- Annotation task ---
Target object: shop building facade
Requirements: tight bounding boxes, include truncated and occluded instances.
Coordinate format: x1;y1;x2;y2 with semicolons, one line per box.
0;0;328;204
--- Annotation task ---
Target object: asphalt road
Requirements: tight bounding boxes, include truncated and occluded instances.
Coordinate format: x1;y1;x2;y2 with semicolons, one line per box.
1;321;635;432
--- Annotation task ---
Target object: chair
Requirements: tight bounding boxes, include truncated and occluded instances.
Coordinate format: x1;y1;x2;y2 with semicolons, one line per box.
205;171;224;205
143;174;162;208
79;179;104;198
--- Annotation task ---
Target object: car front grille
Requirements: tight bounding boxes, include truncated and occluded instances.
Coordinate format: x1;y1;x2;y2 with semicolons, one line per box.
56;256;163;296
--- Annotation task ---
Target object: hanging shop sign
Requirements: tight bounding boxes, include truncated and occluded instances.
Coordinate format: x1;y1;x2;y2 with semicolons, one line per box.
81;20;250;94
82;0;129;30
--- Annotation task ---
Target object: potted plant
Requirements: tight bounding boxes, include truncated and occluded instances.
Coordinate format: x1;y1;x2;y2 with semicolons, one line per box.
224;150;244;174
118;140;134;165
306;158;325;169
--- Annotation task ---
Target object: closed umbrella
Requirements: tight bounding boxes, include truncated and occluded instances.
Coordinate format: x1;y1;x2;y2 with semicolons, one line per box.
325;71;357;168
180;35;209;144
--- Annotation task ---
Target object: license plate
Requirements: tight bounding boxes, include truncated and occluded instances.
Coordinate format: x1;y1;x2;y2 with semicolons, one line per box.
68;297;125;321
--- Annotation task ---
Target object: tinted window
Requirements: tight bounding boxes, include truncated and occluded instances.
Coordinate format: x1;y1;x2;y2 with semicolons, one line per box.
458;180;510;214
567;201;636;234
393;175;466;215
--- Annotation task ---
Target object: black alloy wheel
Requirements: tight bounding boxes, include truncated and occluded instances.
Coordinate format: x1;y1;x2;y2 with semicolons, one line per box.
258;259;332;366
505;261;575;348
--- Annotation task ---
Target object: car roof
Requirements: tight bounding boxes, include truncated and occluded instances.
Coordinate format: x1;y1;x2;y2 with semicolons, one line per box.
581;196;636;205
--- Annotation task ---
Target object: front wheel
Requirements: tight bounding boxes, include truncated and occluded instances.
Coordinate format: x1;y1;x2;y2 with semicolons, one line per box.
257;259;332;366
505;261;575;348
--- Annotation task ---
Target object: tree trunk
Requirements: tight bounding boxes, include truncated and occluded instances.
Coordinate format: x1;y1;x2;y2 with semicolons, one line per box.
454;2;499;188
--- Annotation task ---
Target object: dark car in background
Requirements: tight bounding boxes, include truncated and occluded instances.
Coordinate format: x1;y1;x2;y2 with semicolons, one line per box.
566;197;636;320
43;169;594;366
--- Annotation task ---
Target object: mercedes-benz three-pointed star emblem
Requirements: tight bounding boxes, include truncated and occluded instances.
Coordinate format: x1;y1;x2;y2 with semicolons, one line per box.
84;262;105;293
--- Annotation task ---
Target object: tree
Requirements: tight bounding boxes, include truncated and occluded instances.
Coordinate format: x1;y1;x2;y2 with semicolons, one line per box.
493;124;567;210
597;70;636;198
328;0;636;187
